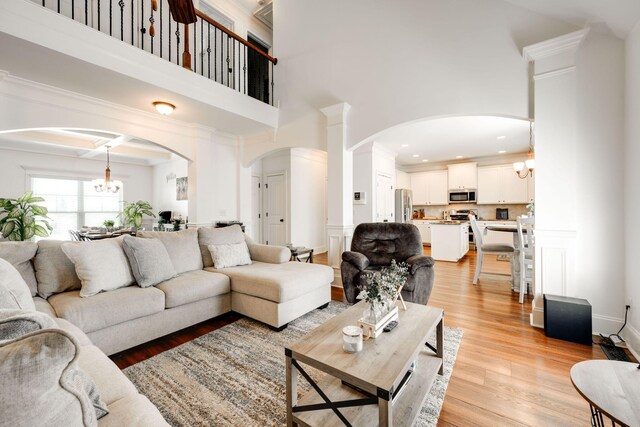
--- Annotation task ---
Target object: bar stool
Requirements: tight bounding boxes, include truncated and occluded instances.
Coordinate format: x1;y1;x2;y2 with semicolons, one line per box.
469;216;515;285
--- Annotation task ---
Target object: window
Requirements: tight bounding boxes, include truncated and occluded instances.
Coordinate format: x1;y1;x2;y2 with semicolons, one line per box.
31;177;123;240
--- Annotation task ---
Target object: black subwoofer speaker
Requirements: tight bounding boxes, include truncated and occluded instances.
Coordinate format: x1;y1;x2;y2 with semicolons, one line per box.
544;294;592;345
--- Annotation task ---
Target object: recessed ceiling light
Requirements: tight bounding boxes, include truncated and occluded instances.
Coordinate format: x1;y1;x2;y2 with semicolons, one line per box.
498;150;506;154
455;155;463;159
153;101;176;116
401;144;409;147
422;159;428;162
497;135;506;140
412;154;420;158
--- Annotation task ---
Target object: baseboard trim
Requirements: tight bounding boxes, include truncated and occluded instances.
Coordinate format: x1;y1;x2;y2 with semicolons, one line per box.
592;314;624;336
622;324;640;361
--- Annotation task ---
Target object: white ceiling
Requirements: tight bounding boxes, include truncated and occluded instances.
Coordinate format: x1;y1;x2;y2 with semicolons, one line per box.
502;0;640;39
375;116;532;166
0;129;178;166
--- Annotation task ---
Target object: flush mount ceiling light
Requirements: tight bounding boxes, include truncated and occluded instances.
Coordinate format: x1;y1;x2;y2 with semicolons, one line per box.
455;155;463;159
513;121;535;179
422;159;429;162
153;101;176;116
497;135;506;140
92;146;122;193
401;144;409;147
412;154;420;158
498;150;506;154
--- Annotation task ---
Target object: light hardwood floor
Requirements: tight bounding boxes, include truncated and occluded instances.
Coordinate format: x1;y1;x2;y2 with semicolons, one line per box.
111;248;615;426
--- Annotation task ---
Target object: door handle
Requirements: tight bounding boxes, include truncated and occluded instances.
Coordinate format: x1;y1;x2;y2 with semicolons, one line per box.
280;219;284;222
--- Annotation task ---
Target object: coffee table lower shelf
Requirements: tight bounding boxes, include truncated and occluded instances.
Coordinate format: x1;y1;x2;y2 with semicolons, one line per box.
292;349;442;427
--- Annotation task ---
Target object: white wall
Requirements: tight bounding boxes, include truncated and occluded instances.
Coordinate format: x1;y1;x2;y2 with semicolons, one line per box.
574;30;626;332
152;158;189;220
290;148;327;252
352;142;396;226
246;0;580;164
624;21;640;352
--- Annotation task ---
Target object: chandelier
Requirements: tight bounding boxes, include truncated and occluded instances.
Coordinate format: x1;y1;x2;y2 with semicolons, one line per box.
514;121;535;179
92;146;122;193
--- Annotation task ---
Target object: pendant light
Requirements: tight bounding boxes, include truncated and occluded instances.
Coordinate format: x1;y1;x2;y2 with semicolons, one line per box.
92;146;122;193
514;121;535;179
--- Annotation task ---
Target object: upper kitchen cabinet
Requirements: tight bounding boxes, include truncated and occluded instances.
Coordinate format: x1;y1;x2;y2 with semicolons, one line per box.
410;171;448;205
477;164;528;204
447;163;477;190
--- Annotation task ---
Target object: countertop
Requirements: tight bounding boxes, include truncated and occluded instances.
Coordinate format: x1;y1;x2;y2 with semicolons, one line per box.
431;220;469;225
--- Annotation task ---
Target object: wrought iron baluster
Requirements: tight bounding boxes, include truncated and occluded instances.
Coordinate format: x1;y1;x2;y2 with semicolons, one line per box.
207;23;211;79
243;45;247;95
140;0;144;50
42;0;45;7
130;0;134;46
193;22;196;74
270;61;274;106
168;11;171;62
176;28;180;66
232;38;236;90
226;36;230;87
119;0;124;41
98;0;101;31
57;0;60;13
200;18;204;76
160;0;163;58
214;27;218;83
109;0;112;36
85;0;88;24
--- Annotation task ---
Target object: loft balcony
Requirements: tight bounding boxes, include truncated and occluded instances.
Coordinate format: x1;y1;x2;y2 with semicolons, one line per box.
0;0;278;133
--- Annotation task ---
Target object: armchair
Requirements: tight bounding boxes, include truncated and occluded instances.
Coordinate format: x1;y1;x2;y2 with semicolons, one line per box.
341;223;435;305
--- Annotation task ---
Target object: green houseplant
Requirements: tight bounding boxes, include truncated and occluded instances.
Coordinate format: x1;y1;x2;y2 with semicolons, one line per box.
119;200;155;229
0;191;53;241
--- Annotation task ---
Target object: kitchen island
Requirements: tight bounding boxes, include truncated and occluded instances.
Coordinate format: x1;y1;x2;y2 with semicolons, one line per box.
431;221;470;262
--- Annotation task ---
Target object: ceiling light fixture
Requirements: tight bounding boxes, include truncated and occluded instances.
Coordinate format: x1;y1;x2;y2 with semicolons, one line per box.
92;146;122;193
455;155;463;159
412;154;420;158
422;159;428;162
498;150;506;154
401;144;409;147
153;101;176;116
497;135;506;140
513;122;535;179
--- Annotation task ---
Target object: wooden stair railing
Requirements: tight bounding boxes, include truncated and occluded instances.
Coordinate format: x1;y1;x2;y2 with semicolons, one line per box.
34;0;277;105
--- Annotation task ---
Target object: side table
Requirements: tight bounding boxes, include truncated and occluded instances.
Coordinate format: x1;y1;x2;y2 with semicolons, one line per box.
289;246;314;263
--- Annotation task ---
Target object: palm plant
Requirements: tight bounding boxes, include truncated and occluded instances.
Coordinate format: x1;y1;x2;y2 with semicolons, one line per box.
119;200;155;228
0;192;53;241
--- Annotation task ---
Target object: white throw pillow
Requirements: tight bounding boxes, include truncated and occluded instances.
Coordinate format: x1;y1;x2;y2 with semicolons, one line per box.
0;259;36;311
122;235;177;288
208;242;252;269
61;237;135;297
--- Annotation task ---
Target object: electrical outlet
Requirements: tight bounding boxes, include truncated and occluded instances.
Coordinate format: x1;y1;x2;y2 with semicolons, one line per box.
626;297;632;309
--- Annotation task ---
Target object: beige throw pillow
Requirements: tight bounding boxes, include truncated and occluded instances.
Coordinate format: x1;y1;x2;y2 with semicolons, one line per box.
122;235;177;288
208;242;252;269
137;229;203;274
198;225;245;268
34;240;83;299
0;259;36;311
62;237;135;297
0;242;38;296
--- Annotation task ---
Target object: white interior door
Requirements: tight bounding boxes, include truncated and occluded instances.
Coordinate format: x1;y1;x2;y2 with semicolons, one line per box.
265;173;287;245
251;175;262;243
376;173;394;222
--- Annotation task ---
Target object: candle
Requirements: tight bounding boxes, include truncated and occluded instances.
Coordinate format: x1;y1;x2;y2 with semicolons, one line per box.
342;326;363;353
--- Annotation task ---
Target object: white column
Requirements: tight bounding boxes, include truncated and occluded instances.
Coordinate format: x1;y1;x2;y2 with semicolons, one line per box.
187;125;217;228
321;102;353;269
523;29;588;327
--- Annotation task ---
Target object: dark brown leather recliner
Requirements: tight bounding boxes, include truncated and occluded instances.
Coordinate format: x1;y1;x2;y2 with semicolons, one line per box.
341;223;435;305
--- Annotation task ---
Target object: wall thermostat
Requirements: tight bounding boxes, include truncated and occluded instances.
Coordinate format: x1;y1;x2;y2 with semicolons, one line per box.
354;191;367;205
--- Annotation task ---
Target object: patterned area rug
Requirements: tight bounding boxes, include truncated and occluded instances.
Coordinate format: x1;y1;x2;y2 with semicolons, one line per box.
123;302;463;426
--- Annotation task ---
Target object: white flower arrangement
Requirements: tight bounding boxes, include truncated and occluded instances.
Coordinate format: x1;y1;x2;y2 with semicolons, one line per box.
357;260;409;307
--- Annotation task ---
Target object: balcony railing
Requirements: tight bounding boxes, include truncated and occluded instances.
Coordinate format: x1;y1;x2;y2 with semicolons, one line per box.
34;0;277;105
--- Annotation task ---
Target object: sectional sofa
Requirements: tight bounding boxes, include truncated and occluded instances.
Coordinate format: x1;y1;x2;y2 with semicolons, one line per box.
0;225;334;426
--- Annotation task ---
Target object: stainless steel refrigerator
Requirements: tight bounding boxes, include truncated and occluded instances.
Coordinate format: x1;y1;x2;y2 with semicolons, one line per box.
395;189;413;223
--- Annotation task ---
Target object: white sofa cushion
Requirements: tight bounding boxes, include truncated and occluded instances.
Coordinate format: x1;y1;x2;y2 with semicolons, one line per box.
0;258;35;311
62;238;135;297
99;394;169;427
48;286;165;334
122;236;176;288
34;240;82;299
205;261;334;303
156;270;230;309
208;242;252;269
198;225;245;268
137;229;203;274
0;242;38;296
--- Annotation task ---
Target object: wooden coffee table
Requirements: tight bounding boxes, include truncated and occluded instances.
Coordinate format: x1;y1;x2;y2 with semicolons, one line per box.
285;301;444;426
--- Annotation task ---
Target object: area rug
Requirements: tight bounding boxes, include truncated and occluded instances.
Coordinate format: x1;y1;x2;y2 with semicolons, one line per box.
123;302;463;426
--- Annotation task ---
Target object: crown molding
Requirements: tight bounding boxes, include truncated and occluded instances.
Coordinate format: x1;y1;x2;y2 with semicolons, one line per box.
523;28;590;62
320;102;351;126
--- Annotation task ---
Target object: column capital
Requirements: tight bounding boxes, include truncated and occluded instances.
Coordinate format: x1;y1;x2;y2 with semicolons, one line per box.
523;28;589;62
320;102;351;126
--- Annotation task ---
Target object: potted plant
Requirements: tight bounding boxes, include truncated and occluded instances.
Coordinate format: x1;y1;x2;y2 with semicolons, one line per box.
103;219;115;232
0;191;53;241
119;201;155;230
358;260;409;324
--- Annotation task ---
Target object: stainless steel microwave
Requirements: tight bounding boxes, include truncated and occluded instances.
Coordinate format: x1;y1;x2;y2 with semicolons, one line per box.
448;189;477;203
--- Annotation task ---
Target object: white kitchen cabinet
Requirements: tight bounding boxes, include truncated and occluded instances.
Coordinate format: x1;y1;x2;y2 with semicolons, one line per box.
431;223;470;262
412;220;431;244
447;163;477;190
477;165;528;204
410;171;448;206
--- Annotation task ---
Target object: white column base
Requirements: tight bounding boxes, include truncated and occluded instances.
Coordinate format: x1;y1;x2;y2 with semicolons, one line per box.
327;224;354;269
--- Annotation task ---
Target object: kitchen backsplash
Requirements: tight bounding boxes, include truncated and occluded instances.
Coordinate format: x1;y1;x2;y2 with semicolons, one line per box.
414;203;529;220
